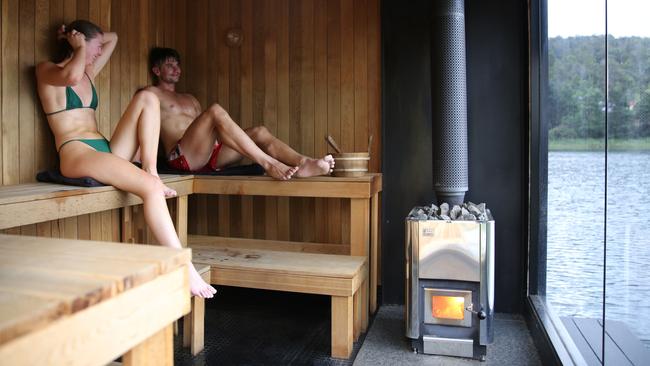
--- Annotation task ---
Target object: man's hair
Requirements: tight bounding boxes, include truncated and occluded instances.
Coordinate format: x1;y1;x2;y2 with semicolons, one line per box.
149;47;181;84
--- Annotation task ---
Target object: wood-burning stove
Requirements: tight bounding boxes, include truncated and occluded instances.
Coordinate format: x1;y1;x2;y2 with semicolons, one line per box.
405;219;494;360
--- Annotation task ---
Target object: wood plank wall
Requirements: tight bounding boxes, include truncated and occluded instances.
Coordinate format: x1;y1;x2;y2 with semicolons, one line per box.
0;0;381;248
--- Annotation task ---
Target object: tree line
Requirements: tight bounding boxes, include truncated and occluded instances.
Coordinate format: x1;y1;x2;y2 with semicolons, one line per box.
548;35;650;140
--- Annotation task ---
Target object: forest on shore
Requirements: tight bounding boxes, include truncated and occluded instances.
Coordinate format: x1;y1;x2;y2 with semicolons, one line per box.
548;35;650;149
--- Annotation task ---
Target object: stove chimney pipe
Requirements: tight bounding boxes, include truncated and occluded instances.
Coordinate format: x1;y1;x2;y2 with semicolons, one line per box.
431;0;468;206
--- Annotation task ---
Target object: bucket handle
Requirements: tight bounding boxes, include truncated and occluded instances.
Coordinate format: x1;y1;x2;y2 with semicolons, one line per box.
325;135;343;154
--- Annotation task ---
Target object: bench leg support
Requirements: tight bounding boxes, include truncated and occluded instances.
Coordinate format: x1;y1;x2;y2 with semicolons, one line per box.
182;267;209;355
175;196;188;247
353;278;369;342
331;295;353;359
361;278;369;333
182;296;205;355
370;192;380;314
353;289;361;341
123;324;173;366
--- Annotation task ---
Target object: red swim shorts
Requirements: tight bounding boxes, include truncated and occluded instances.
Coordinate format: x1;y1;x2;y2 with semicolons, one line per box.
167;142;223;173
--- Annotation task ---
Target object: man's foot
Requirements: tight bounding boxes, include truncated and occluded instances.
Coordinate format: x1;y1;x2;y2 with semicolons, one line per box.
264;159;299;180
295;155;335;178
189;265;217;298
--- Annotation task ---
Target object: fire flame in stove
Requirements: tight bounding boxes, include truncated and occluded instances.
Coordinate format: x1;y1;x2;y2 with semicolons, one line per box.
431;295;465;320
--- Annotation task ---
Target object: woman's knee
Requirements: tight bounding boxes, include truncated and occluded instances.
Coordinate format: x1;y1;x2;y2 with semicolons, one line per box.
133;89;160;109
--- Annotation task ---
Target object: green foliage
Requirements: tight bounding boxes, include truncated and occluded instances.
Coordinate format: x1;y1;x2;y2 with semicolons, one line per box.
549;124;577;139
548;36;650;140
549;138;650;151
637;89;650;135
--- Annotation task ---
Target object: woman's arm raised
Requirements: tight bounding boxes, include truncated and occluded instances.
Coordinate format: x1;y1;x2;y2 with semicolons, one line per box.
89;31;117;78
36;30;87;86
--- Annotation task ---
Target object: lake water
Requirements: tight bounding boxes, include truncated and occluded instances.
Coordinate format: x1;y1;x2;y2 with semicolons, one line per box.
547;151;650;349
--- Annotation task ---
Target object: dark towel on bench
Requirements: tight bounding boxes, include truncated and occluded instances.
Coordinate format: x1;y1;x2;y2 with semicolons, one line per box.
36;170;106;187
157;163;265;176
36;163;265;188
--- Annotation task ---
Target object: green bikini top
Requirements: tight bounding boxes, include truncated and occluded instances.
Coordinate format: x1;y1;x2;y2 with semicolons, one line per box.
45;73;98;115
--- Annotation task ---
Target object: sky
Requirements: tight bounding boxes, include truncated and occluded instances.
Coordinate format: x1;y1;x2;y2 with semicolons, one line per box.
548;0;650;38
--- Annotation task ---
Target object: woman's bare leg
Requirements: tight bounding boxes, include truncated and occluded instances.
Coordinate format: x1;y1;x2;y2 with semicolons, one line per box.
245;126;334;177
59;144;216;298
179;104;298;179
109;90;176;197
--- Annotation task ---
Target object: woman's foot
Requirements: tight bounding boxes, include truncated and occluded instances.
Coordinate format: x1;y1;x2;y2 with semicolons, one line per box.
160;184;178;198
144;168;178;198
189;265;217;298
295;155;335;178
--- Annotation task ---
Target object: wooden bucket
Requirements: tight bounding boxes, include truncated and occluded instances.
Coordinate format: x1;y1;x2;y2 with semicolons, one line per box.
332;152;370;177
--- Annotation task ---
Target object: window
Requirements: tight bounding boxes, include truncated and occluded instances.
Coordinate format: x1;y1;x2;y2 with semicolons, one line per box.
531;0;650;362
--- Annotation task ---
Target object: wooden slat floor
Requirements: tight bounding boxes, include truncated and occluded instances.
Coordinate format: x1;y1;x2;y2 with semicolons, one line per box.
561;316;650;366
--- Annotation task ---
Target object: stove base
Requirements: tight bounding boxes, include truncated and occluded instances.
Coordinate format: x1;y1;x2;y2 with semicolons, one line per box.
410;336;486;361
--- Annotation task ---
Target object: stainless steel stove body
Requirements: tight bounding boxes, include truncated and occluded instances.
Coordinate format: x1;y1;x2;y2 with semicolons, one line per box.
405;219;494;360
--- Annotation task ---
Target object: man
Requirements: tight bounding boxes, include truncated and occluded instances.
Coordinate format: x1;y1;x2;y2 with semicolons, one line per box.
146;47;334;180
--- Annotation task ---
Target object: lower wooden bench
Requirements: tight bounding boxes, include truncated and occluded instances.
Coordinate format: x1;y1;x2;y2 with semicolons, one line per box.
191;245;368;359
0;235;191;366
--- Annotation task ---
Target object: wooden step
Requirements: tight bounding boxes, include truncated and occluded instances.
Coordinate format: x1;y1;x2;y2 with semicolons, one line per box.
191;246;366;297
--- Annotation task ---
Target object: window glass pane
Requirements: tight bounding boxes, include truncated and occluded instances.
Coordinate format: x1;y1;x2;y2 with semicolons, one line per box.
546;0;606;361
605;0;650;353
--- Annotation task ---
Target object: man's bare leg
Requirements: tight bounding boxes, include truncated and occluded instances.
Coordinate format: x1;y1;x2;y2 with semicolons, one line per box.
178;104;298;179
294;155;334;177
245;126;335;177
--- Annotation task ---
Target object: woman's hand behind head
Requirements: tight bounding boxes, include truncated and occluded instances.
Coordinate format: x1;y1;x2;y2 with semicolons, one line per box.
66;30;86;51
57;24;66;41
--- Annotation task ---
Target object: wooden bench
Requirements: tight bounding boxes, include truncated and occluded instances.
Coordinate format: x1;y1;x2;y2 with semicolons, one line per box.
191;174;382;313
0;234;191;365
190;245;368;359
0;174;194;235
0;175;199;355
0;173;382;360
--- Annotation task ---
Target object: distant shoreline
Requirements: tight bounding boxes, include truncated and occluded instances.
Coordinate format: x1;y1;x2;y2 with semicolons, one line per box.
549;138;650;151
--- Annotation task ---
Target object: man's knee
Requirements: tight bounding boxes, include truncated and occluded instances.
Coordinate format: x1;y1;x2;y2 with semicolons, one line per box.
246;125;270;141
207;103;228;121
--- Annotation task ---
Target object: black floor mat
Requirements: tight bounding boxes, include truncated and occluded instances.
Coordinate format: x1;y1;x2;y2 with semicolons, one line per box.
174;286;368;366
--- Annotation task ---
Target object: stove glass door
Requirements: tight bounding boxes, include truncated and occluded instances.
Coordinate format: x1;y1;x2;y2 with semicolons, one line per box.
424;288;472;327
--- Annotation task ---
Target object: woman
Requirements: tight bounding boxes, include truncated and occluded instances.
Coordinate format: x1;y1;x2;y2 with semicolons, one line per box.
36;20;216;298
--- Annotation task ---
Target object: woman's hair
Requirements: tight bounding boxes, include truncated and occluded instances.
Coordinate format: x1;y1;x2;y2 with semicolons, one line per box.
55;19;103;62
149;47;181;84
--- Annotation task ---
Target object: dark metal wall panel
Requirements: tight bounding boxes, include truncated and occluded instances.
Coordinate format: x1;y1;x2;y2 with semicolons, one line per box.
381;0;529;313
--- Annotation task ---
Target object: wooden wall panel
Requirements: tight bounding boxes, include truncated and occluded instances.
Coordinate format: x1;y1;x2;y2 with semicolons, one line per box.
1;0;381;248
2;0;19;187
276;0;291;242
326;0;342;245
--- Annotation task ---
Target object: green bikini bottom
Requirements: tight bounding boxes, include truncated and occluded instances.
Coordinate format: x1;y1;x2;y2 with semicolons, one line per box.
58;138;111;153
